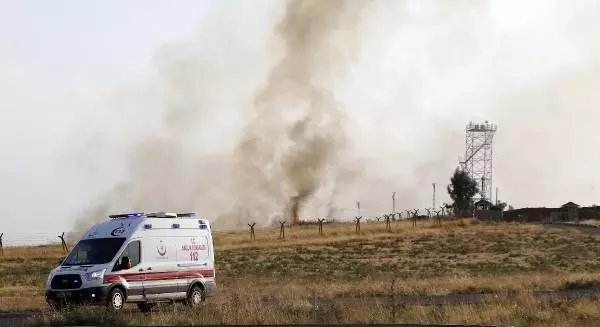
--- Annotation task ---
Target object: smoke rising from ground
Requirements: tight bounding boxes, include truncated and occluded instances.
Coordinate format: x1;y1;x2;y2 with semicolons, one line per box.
231;0;368;226
68;0;368;237
66;0;600;239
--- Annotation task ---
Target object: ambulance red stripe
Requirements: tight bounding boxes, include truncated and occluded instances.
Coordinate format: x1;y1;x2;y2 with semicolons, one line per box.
103;269;214;283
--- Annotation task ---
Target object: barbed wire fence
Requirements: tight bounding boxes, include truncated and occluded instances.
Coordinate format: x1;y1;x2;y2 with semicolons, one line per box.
0;205;471;248
0;231;67;248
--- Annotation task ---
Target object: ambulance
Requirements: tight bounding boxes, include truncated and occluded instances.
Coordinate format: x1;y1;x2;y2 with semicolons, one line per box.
45;212;216;312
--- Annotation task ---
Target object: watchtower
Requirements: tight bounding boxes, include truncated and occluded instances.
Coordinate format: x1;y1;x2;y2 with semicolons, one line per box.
459;121;497;202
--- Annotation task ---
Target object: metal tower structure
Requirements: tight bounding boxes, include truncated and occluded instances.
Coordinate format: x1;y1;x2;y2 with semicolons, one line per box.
459;121;497;202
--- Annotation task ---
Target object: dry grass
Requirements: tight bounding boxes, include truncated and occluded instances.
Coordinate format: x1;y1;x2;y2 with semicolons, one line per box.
4;218;600;325
26;293;600;327
216;219;600;282
221;272;600;302
213;218;482;250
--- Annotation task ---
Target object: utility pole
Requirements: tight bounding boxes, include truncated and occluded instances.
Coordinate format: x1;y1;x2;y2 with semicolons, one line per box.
496;187;499;205
392;192;396;214
481;177;485;201
432;183;437;210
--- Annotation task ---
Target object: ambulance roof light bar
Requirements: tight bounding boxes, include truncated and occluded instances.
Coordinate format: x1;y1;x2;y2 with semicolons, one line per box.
146;212;178;218
109;212;145;219
109;211;198;219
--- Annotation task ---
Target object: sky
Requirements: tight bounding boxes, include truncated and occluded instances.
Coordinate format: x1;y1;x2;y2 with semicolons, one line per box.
0;0;225;244
1;0;600;245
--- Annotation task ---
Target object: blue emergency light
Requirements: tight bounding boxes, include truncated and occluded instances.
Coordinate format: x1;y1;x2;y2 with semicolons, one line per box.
109;212;145;219
198;219;208;229
177;213;196;218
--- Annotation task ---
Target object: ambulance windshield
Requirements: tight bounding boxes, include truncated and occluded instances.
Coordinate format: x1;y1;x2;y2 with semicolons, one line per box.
62;238;126;266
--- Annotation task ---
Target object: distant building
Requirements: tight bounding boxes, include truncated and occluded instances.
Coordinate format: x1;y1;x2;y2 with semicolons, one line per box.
501;201;600;222
561;202;580;221
474;199;493;211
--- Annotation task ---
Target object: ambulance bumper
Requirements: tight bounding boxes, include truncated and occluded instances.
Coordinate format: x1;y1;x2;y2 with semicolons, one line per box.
46;287;108;305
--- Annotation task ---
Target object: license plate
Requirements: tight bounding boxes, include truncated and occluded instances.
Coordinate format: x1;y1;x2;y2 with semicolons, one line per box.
57;292;71;298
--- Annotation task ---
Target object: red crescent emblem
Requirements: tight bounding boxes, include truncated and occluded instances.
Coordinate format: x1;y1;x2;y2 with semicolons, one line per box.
157;241;167;256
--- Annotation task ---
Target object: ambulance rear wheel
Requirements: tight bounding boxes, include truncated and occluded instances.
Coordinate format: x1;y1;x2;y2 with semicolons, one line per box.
185;285;205;307
106;288;125;312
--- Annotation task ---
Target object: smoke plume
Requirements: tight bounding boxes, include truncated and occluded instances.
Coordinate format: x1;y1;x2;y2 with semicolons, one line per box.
63;0;600;241
67;0;368;238
232;0;368;226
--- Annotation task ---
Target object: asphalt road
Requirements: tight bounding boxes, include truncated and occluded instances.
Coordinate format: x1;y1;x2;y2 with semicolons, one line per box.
0;311;40;327
542;222;600;234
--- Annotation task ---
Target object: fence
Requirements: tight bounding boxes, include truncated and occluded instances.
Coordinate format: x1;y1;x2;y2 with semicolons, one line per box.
243;211;465;241
0;209;486;249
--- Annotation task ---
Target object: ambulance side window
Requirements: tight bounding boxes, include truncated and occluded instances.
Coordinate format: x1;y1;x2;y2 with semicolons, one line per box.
121;240;141;268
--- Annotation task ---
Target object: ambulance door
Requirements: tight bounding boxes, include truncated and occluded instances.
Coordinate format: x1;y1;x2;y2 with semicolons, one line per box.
113;239;143;301
142;237;179;300
176;234;211;294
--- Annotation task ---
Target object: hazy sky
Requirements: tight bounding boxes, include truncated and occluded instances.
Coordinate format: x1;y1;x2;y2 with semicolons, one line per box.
0;0;223;244
2;0;600;245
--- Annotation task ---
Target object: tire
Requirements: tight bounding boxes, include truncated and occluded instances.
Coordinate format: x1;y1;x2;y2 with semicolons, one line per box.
137;302;155;313
106;288;125;312
185;284;205;307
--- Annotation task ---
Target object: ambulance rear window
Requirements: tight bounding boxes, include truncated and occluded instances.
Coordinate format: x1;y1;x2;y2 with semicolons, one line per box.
62;238;126;266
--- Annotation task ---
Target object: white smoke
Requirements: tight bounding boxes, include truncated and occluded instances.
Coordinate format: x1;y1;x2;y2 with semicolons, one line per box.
63;0;600;238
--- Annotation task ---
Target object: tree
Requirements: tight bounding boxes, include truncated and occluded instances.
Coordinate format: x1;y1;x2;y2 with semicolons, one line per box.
447;168;479;217
490;201;508;211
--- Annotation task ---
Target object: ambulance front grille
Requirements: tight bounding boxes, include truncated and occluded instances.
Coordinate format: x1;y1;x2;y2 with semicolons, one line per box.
51;274;82;290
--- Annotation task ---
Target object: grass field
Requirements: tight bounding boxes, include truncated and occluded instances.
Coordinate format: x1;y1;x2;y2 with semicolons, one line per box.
3;218;600;326
24;295;600;327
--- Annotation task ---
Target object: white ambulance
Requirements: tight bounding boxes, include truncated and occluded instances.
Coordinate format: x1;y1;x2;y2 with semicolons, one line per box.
45;212;216;312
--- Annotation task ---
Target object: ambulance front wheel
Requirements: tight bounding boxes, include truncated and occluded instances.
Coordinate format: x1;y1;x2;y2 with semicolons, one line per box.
106;288;125;312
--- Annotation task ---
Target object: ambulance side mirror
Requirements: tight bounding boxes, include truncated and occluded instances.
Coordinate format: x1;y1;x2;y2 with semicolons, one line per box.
112;258;123;272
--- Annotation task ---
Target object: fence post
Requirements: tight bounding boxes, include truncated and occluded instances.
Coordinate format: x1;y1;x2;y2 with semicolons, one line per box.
435;210;442;226
412;209;419;228
384;214;392;232
248;223;256;241
382;214;387;231
279;221;286;240
425;208;432;219
355;216;362;234
317;219;325;236
58;232;69;253
0;233;3;256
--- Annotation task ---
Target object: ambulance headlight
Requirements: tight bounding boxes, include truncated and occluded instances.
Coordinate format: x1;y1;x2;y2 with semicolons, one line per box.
46;270;55;286
84;269;106;281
